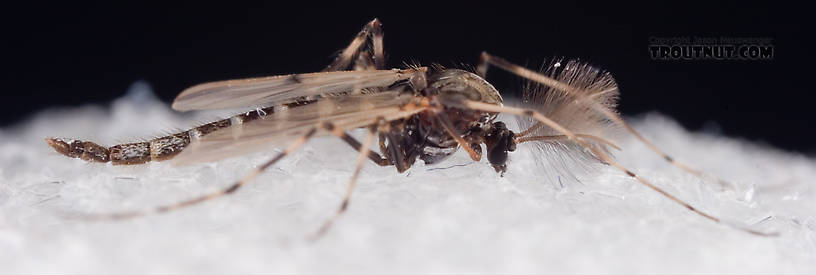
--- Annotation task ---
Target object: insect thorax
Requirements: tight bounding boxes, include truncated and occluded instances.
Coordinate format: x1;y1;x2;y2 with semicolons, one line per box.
427;69;503;107
406;69;505;166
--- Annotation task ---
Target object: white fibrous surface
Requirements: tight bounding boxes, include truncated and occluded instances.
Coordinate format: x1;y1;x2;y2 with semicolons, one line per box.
1;82;814;275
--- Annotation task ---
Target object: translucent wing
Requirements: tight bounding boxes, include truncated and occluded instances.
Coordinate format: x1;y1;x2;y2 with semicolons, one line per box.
172;68;426;111
513;59;622;181
172;90;423;165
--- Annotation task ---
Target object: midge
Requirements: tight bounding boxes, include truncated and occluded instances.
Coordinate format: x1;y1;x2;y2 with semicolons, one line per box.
46;19;773;238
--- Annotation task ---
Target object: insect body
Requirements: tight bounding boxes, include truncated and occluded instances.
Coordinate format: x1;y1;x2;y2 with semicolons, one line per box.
46;68;515;173
46;19;773;238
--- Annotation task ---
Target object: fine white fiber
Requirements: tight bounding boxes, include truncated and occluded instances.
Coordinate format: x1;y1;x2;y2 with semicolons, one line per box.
0;82;814;275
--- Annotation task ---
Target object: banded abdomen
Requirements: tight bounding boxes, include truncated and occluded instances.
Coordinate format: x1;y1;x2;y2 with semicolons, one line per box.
45;106;277;165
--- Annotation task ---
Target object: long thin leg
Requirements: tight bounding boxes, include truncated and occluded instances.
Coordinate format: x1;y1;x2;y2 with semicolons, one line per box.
479;52;734;189
310;122;379;241
338;127;391;166
354;52;375;71
348;52;378;95
370;20;384;70
324;18;384;72
384;131;412;173
64;118;393;221
476;51;491;78
378;132;389;159
434;113;482;161
446;98;776;236
63;126;320;220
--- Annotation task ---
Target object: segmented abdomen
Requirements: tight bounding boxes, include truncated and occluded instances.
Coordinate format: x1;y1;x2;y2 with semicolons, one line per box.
46;106;274;165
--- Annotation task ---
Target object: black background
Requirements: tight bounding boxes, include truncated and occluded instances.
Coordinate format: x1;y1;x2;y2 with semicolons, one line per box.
2;2;811;153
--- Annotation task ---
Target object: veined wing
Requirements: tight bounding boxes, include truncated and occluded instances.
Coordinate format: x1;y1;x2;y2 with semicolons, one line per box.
172;68;426;111
172;90;424;165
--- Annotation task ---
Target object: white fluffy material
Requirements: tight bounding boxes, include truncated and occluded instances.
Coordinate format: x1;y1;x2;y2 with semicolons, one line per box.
1;82;814;275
